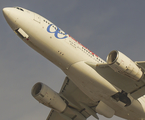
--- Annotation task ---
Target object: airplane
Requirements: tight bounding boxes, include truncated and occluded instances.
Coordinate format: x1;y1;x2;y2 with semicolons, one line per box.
3;6;145;120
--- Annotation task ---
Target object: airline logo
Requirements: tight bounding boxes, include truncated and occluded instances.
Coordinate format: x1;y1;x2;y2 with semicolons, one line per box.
47;24;68;39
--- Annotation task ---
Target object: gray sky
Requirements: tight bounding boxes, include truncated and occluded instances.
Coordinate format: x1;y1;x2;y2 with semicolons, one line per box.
0;0;145;120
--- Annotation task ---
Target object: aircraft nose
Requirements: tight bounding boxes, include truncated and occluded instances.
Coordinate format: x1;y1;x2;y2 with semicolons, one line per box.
3;7;10;19
3;7;18;30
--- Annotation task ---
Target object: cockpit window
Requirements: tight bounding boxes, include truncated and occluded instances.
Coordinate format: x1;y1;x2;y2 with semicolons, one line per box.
15;7;24;11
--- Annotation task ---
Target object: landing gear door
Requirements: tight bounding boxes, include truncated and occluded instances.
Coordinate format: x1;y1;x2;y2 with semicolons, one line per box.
34;13;41;23
15;28;29;39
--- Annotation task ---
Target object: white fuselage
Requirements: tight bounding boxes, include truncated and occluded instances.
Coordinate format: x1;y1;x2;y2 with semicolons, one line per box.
3;7;145;120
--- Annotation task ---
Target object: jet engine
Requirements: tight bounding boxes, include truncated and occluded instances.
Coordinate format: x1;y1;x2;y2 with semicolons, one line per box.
106;50;143;81
31;82;67;113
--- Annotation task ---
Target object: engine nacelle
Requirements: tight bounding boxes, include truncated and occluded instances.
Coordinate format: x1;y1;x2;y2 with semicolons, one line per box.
31;82;67;113
106;50;143;81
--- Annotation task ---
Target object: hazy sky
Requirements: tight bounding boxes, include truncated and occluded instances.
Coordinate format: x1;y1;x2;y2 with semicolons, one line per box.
1;1;145;120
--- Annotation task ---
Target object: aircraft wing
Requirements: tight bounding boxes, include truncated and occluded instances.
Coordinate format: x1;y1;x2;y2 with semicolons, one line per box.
46;77;99;120
135;61;145;69
46;110;65;120
86;62;145;99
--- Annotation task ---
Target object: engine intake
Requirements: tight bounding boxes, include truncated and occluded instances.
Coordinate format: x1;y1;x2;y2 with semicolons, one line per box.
31;82;67;113
106;50;143;81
